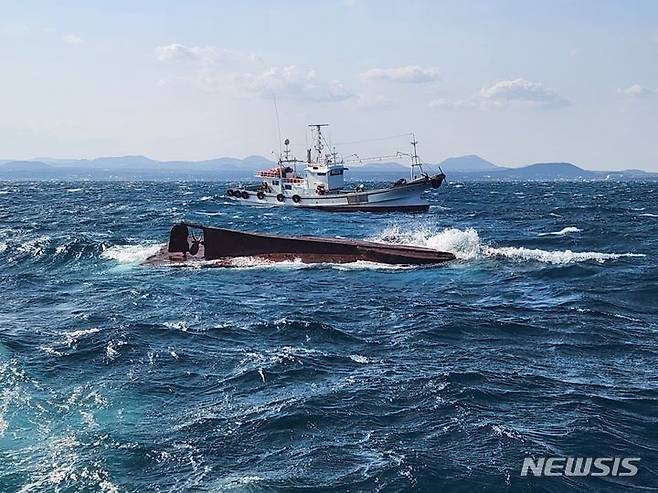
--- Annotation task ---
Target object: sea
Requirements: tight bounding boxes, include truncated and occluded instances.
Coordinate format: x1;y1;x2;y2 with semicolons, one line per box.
0;180;657;492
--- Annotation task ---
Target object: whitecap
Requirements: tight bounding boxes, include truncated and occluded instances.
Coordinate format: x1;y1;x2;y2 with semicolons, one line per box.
66;188;83;192
639;213;658;218
484;246;643;264
106;342;119;360
101;243;162;264
538;226;582;236
164;321;189;332
349;354;370;364
373;225;481;260
199;196;213;201
64;328;100;346
17;236;50;258
492;424;523;440
373;225;644;265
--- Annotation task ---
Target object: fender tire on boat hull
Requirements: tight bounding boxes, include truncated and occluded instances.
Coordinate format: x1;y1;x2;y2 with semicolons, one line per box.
227;189;234;197
276;194;285;202
257;191;265;200
241;191;250;200
292;195;301;203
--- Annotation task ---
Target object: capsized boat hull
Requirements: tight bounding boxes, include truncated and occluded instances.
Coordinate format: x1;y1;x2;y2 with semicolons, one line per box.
144;223;455;266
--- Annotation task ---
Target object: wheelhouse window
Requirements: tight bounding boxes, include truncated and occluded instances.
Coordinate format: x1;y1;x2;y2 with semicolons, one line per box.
330;169;343;176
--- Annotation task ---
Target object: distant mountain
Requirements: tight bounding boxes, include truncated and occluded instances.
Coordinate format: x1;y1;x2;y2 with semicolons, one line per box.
495;162;597;180
34;155;159;169
0;160;53;172
437;154;502;172
0;155;277;179
91;155;160;169
0;154;656;181
0;160;57;178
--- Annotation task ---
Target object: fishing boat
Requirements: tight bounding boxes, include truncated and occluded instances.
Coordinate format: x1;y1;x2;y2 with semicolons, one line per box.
226;124;446;212
144;223;455;266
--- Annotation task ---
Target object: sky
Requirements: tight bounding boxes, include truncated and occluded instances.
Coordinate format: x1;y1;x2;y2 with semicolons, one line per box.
1;0;657;170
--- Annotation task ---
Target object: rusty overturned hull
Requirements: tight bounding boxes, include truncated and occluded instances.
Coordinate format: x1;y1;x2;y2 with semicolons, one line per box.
144;223;455;266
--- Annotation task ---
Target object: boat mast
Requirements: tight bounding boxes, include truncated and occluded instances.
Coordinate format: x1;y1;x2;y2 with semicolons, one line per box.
309;124;329;163
410;133;422;180
278;138;292;194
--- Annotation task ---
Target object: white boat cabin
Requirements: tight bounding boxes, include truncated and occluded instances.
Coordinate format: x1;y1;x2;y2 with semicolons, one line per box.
255;125;348;197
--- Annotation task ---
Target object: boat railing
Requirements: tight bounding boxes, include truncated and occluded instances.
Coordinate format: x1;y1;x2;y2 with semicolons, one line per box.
256;170;304;183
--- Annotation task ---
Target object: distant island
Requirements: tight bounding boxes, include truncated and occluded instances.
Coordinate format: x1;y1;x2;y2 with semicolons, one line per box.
0;154;656;181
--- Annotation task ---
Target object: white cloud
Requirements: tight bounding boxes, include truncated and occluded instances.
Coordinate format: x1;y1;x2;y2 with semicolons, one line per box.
62;34;83;44
155;43;258;64
430;78;569;110
477;79;569;108
238;65;352;103
155;45;348;103
620;84;656;98
360;65;440;83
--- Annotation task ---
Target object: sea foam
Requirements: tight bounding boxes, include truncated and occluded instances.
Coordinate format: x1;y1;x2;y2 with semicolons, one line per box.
538;226;582;236
224;257;412;271
101;244;162;264
374;225;644;265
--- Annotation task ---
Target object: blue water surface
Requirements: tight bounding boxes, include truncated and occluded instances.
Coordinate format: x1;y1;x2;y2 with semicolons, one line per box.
0;181;657;492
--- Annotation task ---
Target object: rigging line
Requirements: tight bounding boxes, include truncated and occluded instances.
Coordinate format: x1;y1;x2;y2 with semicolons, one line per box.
333;132;413;147
273;95;283;156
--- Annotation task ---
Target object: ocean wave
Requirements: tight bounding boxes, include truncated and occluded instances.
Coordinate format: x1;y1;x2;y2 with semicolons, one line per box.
639;213;658;218
538;226;582;236
16;236;52;259
374;226;482;260
182;256;417;271
64;328;101;346
101;243;163;264
195;211;225;216
349;354;371;364
374;225;644;264
484;246;643;264
333;261;414;271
